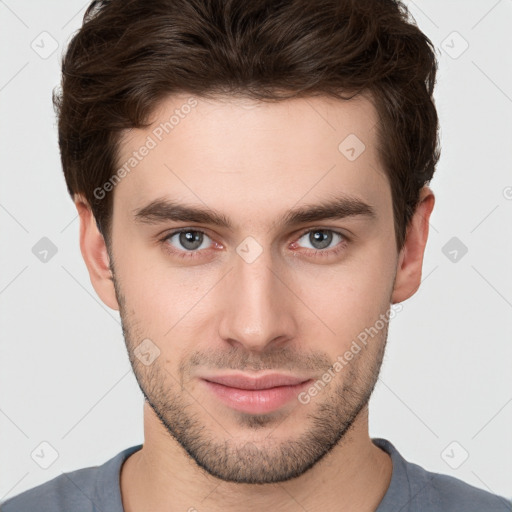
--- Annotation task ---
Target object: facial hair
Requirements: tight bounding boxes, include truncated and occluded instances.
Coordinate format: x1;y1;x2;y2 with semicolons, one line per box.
111;268;389;484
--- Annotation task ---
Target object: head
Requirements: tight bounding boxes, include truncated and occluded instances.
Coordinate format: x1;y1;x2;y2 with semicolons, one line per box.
55;0;439;484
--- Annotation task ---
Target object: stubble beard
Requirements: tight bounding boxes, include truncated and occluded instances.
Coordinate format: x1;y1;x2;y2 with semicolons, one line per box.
112;270;388;484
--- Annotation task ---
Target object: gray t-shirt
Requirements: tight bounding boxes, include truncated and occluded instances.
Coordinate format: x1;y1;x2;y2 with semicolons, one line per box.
1;438;510;511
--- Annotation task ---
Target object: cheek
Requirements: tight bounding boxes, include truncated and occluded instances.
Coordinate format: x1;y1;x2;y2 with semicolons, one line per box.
116;250;218;337
301;245;396;345
114;220;397;346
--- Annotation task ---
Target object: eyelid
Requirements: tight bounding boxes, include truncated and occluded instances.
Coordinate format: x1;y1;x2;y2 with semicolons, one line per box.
290;227;348;255
294;226;349;241
162;228;219;248
160;226;349;259
162;226;348;244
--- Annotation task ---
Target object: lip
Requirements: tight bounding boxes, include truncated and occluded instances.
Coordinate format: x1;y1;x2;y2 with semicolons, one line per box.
201;373;313;414
203;373;310;390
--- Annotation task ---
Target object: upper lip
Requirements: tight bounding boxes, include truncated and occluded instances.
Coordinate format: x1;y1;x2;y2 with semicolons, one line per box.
202;373;312;390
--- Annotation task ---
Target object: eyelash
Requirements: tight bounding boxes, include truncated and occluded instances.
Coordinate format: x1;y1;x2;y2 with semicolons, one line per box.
160;227;349;261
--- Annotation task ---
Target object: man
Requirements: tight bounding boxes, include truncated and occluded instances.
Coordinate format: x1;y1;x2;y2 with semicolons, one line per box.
1;0;509;511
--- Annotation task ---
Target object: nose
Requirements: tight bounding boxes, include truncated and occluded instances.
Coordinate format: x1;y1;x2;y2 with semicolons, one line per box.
217;246;298;353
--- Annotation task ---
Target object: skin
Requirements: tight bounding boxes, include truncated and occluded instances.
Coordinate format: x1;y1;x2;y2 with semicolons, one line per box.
76;92;434;512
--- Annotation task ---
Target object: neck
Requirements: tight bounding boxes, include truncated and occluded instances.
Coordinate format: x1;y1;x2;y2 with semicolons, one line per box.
120;403;392;512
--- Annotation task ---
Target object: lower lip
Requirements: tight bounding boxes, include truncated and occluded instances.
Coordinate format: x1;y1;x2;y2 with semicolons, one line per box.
202;379;312;414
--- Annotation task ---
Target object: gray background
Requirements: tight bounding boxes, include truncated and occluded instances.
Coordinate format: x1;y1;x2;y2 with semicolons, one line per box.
1;0;511;503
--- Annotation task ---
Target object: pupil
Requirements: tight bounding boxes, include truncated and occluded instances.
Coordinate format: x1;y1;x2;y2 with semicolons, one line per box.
180;231;203;250
310;230;332;249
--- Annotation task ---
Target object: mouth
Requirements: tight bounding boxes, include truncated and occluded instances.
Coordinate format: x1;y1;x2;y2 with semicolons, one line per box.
200;373;314;414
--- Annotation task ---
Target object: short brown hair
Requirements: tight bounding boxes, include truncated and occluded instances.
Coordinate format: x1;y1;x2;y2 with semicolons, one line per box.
54;0;440;250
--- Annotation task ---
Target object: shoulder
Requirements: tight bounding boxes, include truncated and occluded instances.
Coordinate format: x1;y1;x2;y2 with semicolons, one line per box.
0;466;100;512
413;462;510;511
0;445;142;512
373;438;511;512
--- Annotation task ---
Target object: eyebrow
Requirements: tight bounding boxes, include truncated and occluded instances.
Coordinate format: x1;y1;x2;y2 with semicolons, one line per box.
133;195;376;229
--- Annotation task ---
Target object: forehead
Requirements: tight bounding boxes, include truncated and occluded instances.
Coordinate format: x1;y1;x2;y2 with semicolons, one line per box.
113;93;390;228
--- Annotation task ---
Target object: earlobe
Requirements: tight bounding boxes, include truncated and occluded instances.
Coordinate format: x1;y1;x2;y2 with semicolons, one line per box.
391;186;435;304
75;197;120;311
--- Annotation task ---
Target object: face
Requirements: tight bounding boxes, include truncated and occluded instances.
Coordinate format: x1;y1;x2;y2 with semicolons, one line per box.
96;93;408;483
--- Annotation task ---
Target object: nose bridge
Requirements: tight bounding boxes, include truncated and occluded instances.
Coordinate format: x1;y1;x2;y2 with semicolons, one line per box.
218;243;296;351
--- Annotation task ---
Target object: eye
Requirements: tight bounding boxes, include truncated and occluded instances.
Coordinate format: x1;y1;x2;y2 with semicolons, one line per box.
160;227;347;261
164;229;213;253
292;228;347;257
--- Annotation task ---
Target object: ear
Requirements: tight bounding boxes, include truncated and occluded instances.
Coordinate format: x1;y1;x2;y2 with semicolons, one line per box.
391;186;435;304
75;196;120;311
